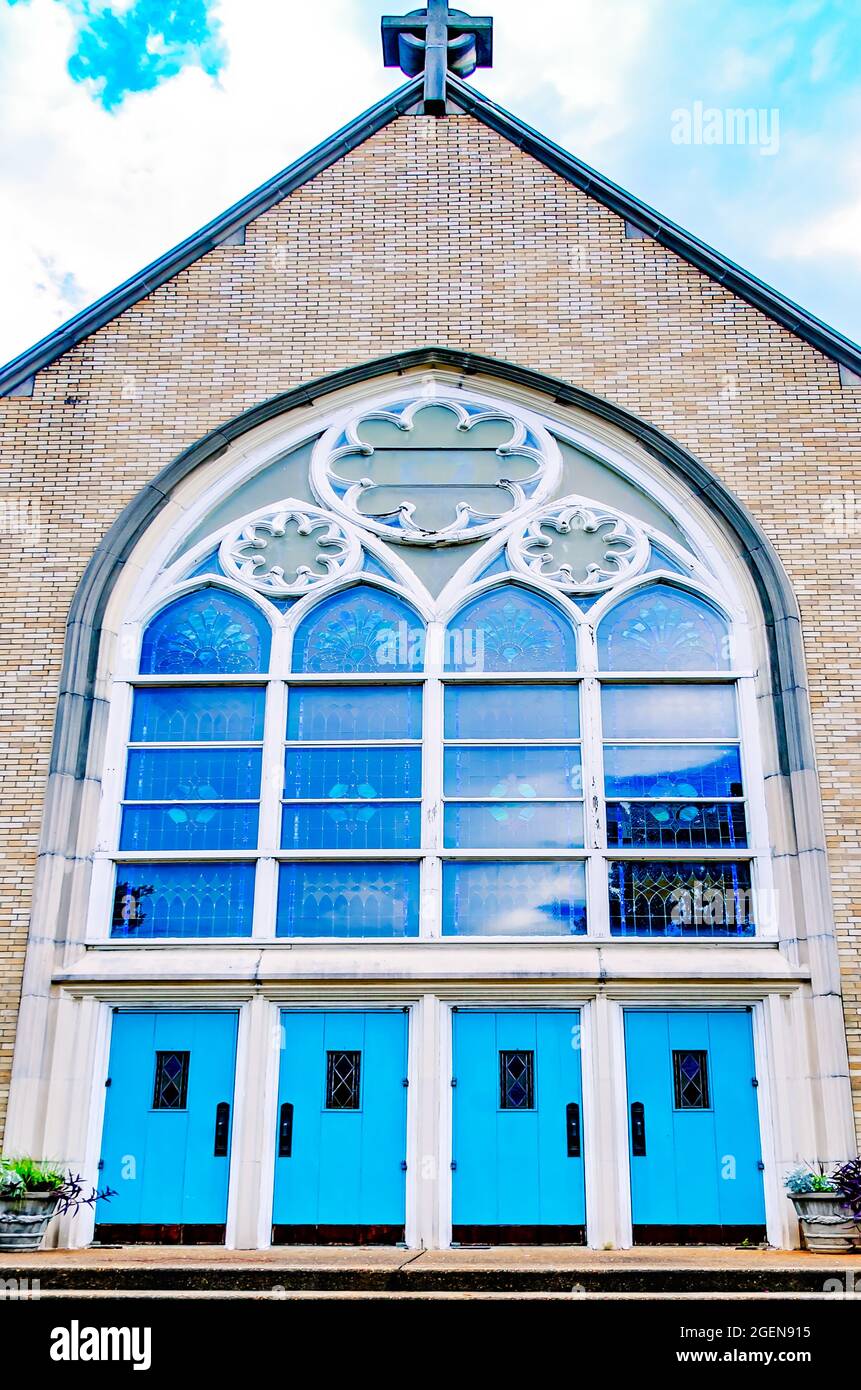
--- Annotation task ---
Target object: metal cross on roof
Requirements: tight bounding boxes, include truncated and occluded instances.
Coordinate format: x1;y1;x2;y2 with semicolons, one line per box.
382;2;493;116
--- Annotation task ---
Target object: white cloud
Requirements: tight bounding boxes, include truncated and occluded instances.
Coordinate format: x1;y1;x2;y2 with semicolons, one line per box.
775;188;861;265
0;0;391;362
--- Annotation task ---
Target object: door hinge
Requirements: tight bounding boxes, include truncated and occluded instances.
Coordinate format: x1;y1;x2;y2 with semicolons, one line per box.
97;1159;104;1171
757;1161;765;1171
751;1077;759;1088
450;1160;457;1171
400;1160;408;1171
402;1077;409;1087
104;1078;112;1088
451;1077;457;1087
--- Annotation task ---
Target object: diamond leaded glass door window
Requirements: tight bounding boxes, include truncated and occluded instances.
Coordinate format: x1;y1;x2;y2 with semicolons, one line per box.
326;1050;362;1110
499;1050;535;1110
673;1049;710;1109
152;1051;190;1110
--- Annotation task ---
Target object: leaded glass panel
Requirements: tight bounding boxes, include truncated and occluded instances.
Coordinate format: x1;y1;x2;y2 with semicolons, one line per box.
284;746;422;800
286;686;422;740
325;1051;361;1110
605;801;747;850
291;586;424;673
125;748;263;801
442;861;587;936
445;586;577;672
140;590;271;674
111;862;255;938
601;684;737;739
603;745;743;799
120;803;259;852
130;687;265;743
499;1050;535;1109
444;745;582;799
673;1050;710;1110
281;802;420;850
608;861;755;937
152;1051;190;1110
443;801;584;849
444;684;580;739
276;862;419;937
598;585;730;671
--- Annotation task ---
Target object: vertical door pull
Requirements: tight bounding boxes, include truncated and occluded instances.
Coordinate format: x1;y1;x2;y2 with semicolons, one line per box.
566;1101;581;1158
214;1101;230;1157
278;1101;294;1158
631;1101;646;1156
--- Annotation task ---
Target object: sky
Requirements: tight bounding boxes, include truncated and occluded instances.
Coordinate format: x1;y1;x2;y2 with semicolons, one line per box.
1;0;860;368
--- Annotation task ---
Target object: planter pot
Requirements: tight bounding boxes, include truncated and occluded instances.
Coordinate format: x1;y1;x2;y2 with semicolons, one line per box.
790;1192;861;1254
0;1191;60;1252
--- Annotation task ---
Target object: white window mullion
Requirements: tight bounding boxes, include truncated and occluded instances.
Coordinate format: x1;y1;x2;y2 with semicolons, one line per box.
253;678;285;937
583;673;610;937
423;620;445;937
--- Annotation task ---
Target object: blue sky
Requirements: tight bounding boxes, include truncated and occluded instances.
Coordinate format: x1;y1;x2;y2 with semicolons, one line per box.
1;0;859;365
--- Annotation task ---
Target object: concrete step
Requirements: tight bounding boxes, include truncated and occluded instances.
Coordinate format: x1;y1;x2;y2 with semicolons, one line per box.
2;1257;858;1294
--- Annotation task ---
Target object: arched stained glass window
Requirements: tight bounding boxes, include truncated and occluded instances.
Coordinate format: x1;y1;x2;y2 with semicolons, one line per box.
597;584;729;672
445;584;577;673
291;584;424;673
140;588;271;675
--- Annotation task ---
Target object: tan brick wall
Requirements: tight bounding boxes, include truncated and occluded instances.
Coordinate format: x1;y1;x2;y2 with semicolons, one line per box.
0;114;859;1141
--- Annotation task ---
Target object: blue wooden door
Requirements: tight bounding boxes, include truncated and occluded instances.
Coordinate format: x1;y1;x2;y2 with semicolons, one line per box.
625;1009;766;1242
452;1010;585;1243
272;1010;409;1243
96;1011;238;1243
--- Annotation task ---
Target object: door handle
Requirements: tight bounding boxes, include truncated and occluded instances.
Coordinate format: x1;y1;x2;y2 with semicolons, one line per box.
278;1102;294;1158
213;1101;230;1157
631;1101;646;1156
566;1102;581;1157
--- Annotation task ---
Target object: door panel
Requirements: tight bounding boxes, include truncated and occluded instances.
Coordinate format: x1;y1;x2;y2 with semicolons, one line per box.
272;1010;408;1243
452;1010;585;1243
625;1009;766;1243
96;1010;238;1244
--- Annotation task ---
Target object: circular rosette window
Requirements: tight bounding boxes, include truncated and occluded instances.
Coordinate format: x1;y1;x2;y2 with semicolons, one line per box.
508;501;648;592
219;504;362;597
310;394;562;545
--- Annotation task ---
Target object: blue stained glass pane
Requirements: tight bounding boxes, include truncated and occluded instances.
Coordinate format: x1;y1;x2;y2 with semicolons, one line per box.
130;687;265;743
608;861;754;937
604;744;743;798
601;684;737;740
444;801;584;849
281;803;421;850
284;746;422;800
111;862;255;938
276;862;419;937
442;861;587;936
125;748;262;801
444;685;579;739
140;590;271;674
286;686;422;740
598;584;730;672
444;746;582;798
120;804;259;852
605;801;747;850
445;586;577;672
292;585;424;673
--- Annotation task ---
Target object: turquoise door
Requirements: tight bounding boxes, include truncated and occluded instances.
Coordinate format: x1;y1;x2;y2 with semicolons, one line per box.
272;1010;409;1243
625;1009;766;1242
96;1011;238;1243
452;1010;586;1244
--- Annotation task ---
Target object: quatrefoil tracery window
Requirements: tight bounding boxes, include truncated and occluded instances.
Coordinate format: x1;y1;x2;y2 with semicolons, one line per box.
105;386;764;944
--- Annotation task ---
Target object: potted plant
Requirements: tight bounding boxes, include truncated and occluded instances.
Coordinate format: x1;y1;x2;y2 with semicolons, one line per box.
0;1159;116;1252
785;1159;861;1253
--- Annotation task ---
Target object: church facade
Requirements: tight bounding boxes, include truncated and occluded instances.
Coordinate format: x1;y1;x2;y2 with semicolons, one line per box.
1;13;859;1251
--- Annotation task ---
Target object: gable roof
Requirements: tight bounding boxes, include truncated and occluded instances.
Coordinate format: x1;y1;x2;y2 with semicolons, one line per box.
2;72;860;397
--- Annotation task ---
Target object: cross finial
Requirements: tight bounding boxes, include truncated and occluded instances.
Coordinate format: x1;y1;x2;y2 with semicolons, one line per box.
382;3;494;116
